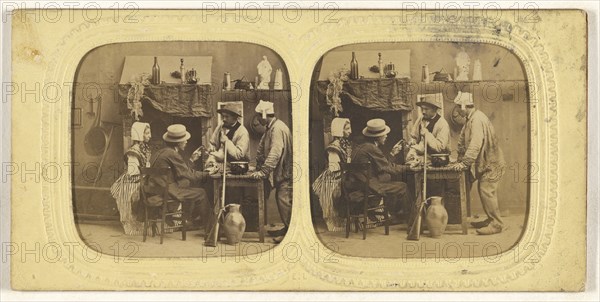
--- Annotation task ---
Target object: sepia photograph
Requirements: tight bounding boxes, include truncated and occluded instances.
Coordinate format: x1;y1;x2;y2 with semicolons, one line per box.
71;42;293;256
310;42;530;258
4;5;591;294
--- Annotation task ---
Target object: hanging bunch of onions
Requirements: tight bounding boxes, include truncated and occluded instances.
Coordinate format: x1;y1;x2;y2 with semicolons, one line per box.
126;73;151;121
325;67;349;117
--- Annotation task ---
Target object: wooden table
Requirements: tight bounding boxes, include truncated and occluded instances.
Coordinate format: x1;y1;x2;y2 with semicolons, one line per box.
210;173;267;243
409;166;470;235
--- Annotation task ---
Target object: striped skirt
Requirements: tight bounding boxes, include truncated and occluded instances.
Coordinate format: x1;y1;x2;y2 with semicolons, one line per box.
110;173;145;235
312;169;346;232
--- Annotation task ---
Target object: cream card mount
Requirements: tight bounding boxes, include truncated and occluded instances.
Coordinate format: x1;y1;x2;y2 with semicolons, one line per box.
8;9;587;291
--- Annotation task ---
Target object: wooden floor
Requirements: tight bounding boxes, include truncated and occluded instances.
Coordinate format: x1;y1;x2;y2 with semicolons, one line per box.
313;212;526;259
77;210;525;260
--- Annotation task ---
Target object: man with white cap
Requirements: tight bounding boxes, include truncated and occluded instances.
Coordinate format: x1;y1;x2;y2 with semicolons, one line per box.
204;103;250;170
348;119;411;223
250;100;293;243
449;92;506;235
408;93;451;156
146;124;213;232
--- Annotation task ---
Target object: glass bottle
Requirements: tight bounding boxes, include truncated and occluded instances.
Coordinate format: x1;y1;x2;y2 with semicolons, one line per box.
350;52;359;80
180;58;186;84
151;57;160;85
378;52;384;78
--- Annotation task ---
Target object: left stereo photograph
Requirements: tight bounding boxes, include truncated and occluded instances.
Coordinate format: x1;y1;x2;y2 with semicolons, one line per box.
71;41;293;256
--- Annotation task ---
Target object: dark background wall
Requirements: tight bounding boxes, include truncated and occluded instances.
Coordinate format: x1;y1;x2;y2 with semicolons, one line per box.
72;41;290;219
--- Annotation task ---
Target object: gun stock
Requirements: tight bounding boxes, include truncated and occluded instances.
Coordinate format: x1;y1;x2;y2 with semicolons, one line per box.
204;141;228;247
407;130;427;241
204;209;223;247
407;199;425;240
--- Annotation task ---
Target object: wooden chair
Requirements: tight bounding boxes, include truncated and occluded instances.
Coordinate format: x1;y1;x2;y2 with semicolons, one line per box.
341;162;390;240
140;167;186;244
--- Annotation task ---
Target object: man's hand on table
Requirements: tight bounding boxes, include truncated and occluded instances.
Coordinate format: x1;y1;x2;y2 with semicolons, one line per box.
250;171;266;179
448;162;468;171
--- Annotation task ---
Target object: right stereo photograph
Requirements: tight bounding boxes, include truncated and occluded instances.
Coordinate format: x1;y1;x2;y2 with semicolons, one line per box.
309;42;530;259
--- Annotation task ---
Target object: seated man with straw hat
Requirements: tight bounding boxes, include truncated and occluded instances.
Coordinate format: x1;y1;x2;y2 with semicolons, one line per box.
348;119;411;223
146;124;214;232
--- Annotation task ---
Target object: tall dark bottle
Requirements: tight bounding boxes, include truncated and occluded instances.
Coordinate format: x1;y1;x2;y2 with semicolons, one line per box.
350;51;359;80
151;56;160;85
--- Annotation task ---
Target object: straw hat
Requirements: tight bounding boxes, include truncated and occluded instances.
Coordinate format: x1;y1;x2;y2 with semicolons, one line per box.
162;124;191;143
362;119;391;137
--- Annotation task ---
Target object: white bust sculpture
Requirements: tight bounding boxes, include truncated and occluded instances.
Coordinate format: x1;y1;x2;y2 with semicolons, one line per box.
257;56;272;90
455;48;470;81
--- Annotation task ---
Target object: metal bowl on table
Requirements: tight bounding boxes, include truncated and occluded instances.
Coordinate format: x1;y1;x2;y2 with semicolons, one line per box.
430;154;450;167
229;161;249;175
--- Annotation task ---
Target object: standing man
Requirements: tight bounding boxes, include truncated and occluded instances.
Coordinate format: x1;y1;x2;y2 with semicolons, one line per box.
147;124;213;233
250;100;293;244
406;93;452;197
204;103;250;170
408;93;451;156
449;92;506;235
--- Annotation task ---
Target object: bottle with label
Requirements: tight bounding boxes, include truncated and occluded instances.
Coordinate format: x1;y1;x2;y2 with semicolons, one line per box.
378;53;384;78
350;52;359;80
179;58;186;84
422;64;430;83
223;72;231;90
151;57;160;85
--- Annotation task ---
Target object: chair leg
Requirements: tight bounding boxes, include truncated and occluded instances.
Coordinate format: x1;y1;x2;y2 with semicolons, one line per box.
160;203;166;244
345;221;350;238
345;200;350;238
181;203;187;241
362;203;367;240
383;207;390;236
143;206;148;242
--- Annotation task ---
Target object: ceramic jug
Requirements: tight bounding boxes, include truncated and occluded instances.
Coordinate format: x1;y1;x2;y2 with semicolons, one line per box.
425;196;448;238
223;204;246;245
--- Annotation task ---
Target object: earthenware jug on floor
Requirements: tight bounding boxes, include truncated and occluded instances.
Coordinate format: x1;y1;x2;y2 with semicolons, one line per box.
425;196;448;238
223;204;246;245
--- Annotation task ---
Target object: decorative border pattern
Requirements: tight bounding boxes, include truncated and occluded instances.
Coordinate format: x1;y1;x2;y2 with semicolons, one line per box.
37;11;558;290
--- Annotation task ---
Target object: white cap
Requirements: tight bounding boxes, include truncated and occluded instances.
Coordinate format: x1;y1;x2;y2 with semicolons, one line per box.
453;92;474;110
131;122;150;141
255;100;275;119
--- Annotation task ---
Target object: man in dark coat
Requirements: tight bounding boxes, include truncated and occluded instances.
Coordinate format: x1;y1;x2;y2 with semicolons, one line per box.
348;119;410;222
146;124;213;231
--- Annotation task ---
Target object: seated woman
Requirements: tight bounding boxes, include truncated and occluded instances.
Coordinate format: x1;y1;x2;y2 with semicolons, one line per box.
110;122;152;235
312;118;352;232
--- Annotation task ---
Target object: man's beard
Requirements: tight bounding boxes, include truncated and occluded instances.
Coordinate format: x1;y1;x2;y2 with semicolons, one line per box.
423;113;437;120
